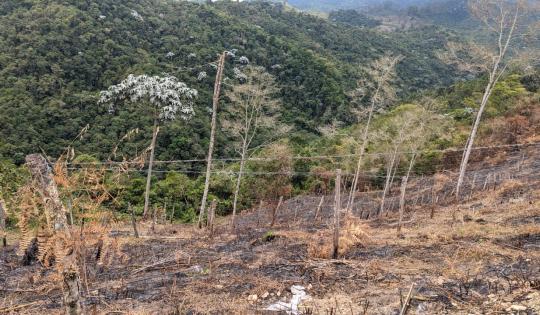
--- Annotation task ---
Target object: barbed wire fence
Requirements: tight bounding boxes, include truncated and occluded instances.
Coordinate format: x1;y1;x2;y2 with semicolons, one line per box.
54;141;540;233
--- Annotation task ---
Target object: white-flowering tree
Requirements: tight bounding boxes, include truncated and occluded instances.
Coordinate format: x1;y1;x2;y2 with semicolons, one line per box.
224;66;284;229
346;54;403;211
99;74;197;219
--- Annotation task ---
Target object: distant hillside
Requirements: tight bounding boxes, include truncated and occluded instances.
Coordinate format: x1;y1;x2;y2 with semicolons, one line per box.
0;0;462;164
287;0;439;12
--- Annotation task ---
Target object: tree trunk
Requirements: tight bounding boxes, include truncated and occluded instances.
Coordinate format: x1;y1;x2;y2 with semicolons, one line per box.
397;154;416;236
379;148;398;215
143;118;159;219
346;99;376;211
199;51;226;228
455;81;495;199
0;198;6;247
332;169;341;259
231;145;247;229
455;2;519;198
26;154;82;313
25;154;69;234
63;267;83;315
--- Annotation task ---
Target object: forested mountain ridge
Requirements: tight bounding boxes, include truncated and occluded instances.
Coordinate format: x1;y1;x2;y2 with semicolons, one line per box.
286;0;438;12
0;0;462;164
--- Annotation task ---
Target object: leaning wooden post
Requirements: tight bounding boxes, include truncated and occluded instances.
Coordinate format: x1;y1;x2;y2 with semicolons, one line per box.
399;283;415;315
0;198;7;247
314;196;324;221
26;154;81;314
270;196;283;227
332;169;341;259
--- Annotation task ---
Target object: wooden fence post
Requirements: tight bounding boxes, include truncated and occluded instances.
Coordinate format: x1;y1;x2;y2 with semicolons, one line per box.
151;206;156;234
130;203;139;238
397;177;407;236
257;200;263;227
0;198;6;247
170;205;175;224
332;169;341;259
483;174;490;190
162;202;167;224
270;196;283;227
208;199;216;238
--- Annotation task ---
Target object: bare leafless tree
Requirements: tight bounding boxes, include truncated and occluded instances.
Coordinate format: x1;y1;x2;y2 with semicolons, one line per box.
346;54;403;212
374;104;447;216
224;66;283;229
439;0;526;199
395;105;447;235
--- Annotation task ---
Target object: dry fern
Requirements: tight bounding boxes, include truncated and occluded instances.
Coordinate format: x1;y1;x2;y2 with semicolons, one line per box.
308;215;371;258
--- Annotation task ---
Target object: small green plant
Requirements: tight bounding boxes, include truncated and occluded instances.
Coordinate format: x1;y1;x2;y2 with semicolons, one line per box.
262;230;277;242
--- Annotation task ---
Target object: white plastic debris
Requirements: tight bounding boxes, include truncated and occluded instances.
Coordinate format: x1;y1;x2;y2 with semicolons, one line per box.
265;285;309;315
188;265;203;274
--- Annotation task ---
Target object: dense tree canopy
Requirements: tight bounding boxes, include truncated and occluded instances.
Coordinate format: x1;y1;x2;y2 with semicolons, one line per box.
0;0;463;164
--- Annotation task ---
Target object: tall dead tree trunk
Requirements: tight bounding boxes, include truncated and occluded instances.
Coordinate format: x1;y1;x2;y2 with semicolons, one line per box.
332;169;341;259
143;118;159;219
0;198;6;247
26;154;82;314
199;51;226;228
25;154;69;234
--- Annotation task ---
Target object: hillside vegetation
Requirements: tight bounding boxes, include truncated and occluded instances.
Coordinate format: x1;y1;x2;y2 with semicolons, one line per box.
1;0;540;314
0;0;461;164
